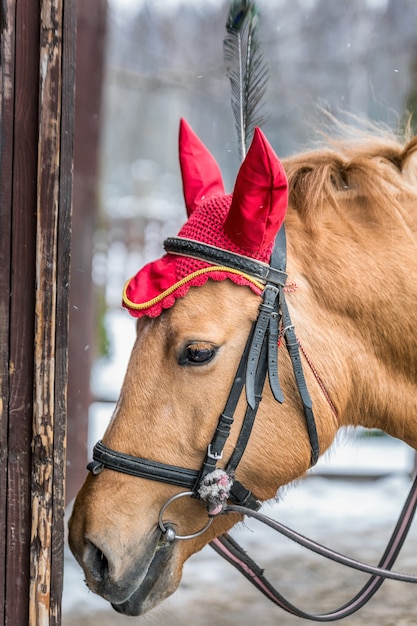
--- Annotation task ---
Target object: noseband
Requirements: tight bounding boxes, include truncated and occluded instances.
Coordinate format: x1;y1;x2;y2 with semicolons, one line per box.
88;226;320;516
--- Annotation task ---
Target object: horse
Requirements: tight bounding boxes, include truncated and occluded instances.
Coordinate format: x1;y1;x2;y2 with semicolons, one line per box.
68;117;417;617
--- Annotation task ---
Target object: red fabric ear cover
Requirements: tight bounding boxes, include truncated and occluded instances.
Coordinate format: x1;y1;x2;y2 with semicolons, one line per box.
122;122;288;318
179;118;225;216
224;127;288;252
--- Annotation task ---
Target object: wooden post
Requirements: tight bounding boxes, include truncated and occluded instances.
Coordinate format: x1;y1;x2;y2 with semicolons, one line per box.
0;1;76;624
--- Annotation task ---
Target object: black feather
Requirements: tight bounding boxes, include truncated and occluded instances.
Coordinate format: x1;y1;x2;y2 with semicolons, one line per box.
224;0;269;161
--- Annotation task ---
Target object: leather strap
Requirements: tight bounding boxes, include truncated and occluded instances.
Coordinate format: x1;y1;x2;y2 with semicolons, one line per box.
192;324;255;491
267;306;284;403
245;285;280;409
210;472;417;621
88;440;199;489
281;292;319;465
164;237;287;287
226;339;268;477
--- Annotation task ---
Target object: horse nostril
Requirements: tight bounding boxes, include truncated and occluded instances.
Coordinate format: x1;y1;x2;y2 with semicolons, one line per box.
84;540;110;583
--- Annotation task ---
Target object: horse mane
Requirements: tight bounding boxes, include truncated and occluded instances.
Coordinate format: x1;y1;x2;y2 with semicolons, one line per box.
283;129;417;230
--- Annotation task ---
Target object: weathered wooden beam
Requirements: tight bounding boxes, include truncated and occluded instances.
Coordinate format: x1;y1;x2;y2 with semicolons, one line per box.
30;0;63;615
0;0;75;624
30;1;75;624
50;2;76;622
0;1;15;623
1;1;40;624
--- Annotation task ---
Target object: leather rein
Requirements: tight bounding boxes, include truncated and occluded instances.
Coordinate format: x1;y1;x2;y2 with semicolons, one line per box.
87;226;417;620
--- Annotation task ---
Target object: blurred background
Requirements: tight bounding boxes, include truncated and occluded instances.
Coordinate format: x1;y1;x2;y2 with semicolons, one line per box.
65;1;417;623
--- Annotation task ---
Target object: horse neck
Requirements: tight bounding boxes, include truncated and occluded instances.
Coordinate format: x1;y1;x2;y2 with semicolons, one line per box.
285;201;417;450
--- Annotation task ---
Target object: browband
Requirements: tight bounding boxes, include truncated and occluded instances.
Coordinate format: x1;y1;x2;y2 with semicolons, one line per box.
164;237;288;287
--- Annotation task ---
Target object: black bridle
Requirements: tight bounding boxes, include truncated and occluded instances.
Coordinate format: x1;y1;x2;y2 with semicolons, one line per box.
86;226;417;620
88;225;320;508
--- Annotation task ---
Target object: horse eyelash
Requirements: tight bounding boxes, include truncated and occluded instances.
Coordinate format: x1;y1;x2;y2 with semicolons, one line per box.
177;343;218;367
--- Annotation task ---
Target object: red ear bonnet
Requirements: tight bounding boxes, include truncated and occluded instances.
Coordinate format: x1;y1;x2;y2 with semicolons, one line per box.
123;120;288;317
179;118;225;215
225;127;288;251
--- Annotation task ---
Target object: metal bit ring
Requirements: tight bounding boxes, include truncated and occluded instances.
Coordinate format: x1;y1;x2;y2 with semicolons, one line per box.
158;491;213;541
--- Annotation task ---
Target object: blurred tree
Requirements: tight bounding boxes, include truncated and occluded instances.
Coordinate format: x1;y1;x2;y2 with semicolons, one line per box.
102;0;417;196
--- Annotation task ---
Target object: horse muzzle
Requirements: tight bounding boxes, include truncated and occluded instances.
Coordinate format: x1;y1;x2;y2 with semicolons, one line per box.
109;541;178;616
68;513;181;616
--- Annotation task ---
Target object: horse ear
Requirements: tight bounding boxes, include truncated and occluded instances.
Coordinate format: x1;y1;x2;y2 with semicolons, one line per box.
179;118;225;216
224;128;288;252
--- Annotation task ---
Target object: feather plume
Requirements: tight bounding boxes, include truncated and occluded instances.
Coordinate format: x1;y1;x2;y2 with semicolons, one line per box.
224;0;269;161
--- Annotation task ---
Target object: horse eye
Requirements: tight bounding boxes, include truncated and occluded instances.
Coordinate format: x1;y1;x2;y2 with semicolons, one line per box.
178;343;217;366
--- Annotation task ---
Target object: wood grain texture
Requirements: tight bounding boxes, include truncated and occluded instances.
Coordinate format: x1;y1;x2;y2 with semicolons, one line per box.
3;1;39;624
30;0;63;616
0;1;75;624
0;1;14;622
31;0;75;624
49;0;76;622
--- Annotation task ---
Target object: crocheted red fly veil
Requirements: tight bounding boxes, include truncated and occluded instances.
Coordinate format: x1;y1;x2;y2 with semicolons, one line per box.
122;119;288;318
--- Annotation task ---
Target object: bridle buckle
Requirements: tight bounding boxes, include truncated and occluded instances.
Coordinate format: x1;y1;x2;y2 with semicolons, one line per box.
207;444;223;461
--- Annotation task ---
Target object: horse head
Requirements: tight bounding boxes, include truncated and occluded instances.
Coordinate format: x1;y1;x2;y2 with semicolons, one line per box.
68;120;417;616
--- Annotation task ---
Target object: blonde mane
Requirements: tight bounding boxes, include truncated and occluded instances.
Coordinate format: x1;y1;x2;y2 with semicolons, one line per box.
283;133;417;230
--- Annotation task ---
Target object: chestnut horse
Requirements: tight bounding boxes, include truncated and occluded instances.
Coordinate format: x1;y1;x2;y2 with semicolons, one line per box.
69;119;417;617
